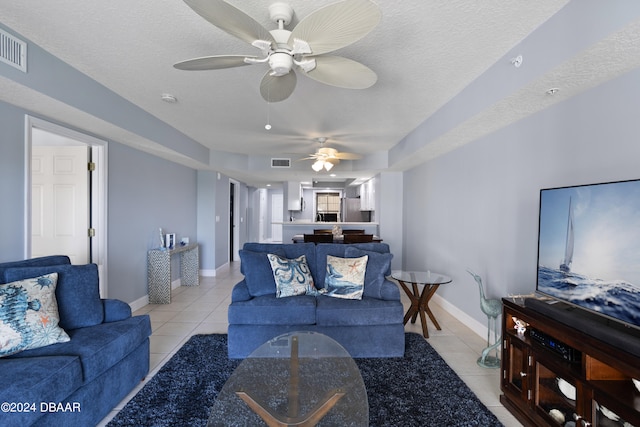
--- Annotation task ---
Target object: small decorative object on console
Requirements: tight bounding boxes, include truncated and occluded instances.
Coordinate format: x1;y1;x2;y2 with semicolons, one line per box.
165;233;176;249
511;316;528;334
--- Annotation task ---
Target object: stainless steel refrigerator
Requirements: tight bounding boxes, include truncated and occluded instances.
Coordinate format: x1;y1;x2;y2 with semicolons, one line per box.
342;198;368;222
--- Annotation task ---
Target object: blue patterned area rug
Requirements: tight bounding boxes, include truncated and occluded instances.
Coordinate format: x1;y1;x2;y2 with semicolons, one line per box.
107;333;502;426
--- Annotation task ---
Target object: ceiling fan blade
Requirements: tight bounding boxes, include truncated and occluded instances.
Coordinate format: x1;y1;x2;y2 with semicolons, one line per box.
173;55;256;70
260;71;297;103
303;55;377;89
289;0;381;56
183;0;275;47
334;152;362;160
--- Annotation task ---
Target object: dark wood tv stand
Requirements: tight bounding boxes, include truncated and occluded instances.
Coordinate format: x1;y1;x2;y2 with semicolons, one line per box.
501;298;640;426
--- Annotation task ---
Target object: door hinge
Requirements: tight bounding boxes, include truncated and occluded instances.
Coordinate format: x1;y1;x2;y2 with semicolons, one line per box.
88;162;96;171
88;228;96;237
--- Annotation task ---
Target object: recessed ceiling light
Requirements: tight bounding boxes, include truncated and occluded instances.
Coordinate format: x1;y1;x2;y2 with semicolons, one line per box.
161;93;178;103
330;174;336;177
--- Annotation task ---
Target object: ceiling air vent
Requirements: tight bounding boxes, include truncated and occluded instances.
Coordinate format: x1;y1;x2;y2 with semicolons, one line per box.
271;158;291;168
0;29;27;72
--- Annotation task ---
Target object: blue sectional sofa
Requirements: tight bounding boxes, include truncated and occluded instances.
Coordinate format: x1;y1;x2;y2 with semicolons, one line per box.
0;255;151;427
228;242;405;358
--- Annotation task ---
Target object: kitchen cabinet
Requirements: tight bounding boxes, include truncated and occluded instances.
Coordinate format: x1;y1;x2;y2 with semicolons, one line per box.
360;180;375;211
286;181;302;211
501;298;640;427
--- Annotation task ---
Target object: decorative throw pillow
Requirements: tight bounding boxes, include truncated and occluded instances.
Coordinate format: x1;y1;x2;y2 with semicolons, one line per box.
344;247;393;299
324;255;368;300
267;254;317;298
0;273;70;357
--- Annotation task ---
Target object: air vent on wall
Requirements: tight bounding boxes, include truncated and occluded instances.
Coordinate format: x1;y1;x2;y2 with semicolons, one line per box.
0;29;27;72
271;158;291;168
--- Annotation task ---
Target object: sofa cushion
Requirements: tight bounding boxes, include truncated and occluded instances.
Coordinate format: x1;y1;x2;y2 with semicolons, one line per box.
239;248;285;297
316;295;404;326
344;247;393;299
268;254;317;298
0;273;70;357
323;255;368;300
0;355;82;426
0;255;71;285
243;243;317;281
228;294;317;325
8;315;151;383
4;264;103;330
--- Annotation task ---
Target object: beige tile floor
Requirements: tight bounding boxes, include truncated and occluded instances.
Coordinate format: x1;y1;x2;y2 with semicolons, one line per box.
98;262;522;426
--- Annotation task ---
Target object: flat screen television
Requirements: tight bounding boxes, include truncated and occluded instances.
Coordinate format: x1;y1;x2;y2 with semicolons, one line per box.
536;178;640;330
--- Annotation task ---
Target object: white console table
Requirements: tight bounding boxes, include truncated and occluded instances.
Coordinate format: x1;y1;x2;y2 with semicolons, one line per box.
147;243;199;304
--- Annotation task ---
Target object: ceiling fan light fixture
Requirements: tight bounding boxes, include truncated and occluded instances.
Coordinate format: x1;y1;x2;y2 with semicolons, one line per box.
312;160;324;172
268;52;293;76
324;161;334;171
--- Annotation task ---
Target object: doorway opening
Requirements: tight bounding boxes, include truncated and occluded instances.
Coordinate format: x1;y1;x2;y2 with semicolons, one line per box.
24;116;108;296
229;179;240;262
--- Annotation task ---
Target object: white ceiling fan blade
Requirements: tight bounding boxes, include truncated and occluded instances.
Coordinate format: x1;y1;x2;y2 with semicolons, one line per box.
288;0;381;56
260;71;297;103
334;152;362;160
303;55;377;89
183;0;275;47
173;55;256;70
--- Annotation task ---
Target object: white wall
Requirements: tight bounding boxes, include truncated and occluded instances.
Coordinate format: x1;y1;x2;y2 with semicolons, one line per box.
402;67;640;329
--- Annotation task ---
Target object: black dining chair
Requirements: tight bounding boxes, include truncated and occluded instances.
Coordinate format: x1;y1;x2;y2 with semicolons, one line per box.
343;234;374;244
304;233;333;244
342;229;365;235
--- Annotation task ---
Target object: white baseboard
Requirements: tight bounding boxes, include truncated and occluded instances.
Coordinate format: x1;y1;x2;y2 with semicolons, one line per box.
431;294;489;340
200;269;216;277
128;278;181;312
129;294;149;313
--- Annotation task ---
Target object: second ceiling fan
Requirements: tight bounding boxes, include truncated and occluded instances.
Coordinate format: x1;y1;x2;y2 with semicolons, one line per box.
300;137;362;171
174;0;381;102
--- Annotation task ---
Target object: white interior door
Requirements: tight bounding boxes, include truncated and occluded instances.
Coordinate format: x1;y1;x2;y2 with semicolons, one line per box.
31;145;89;264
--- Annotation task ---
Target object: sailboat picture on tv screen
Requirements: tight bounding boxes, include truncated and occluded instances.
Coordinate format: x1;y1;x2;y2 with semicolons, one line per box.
537;179;640;329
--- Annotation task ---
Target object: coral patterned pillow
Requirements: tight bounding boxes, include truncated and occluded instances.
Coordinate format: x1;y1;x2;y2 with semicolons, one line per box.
0;273;70;357
267;254;317;298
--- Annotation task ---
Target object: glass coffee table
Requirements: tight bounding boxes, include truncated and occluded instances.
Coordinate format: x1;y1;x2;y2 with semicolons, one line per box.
208;332;368;426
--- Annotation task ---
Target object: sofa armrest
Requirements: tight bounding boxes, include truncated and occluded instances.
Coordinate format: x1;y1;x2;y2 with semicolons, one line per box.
380;279;401;301
102;299;132;322
231;280;252;302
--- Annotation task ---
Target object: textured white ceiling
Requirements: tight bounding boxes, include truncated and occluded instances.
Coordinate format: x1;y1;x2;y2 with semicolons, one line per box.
5;0;634;186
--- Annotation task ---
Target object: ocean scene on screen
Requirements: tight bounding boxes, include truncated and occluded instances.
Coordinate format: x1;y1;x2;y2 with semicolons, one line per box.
537;180;640;328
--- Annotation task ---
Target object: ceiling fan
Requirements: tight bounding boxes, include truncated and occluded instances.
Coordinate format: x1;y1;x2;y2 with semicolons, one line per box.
174;0;381;102
300;137;362;171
